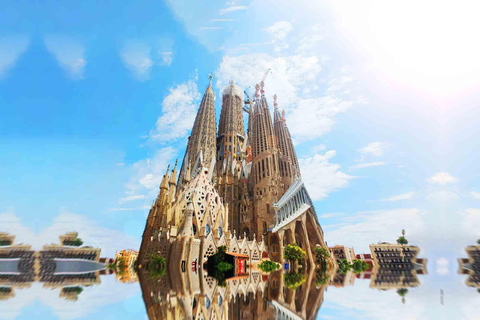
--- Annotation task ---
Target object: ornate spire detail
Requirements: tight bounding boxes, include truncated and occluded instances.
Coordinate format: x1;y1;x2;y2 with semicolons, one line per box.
169;160;178;185
177;76;217;193
216;79;245;233
160;165;170;190
208;73;214;86
274;99;300;188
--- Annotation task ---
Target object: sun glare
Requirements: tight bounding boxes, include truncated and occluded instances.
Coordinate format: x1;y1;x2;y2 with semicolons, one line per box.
327;0;480;101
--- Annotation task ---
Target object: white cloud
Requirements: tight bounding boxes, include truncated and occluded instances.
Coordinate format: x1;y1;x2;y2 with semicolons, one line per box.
299;150;353;201
119;194;146;204
359;142;390;157
219;5;247;15
427;172;458;185
312;144;326;153
120;40;154;81
377;191;416;202
44;35;86;79
289;96;353;143
349;161;385;171
426;191;460;204
319;213;343;219
436;258;450;275
149;76;200;142
470;191;480;199
124;147;177;198
160;51;173;66
0;35;30;79
297;25;324;53
324;208;426;252
264;21;293;52
460;208;480;242
216;54;357;143
210;18;235;22
120;38;174;79
200;27;223;30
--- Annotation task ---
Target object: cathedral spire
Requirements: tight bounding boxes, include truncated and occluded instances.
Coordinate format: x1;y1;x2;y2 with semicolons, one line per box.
249;82;281;241
177;75;217;193
168;160;178;202
216;79;246;233
160;165;170;190
273;95;299;188
169;160;178;185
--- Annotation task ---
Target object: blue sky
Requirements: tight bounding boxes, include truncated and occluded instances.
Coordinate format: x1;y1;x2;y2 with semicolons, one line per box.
1;0;480;319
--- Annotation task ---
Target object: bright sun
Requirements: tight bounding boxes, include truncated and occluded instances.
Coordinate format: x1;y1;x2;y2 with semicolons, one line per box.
326;0;480;101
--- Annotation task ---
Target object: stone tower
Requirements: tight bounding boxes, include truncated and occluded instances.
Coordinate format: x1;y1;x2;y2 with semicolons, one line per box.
177;74;217;193
273;95;299;191
216;80;246;233
249;81;281;240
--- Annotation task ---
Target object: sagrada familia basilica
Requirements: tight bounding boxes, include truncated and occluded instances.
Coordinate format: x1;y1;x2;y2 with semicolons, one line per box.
138;72;330;320
139;72;327;263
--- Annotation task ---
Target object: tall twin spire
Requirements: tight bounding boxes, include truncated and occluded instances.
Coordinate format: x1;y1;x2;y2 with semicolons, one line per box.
169;72;300;239
177;74;217;191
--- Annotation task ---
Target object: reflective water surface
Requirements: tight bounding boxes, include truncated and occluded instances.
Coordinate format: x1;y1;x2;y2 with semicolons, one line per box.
0;232;479;319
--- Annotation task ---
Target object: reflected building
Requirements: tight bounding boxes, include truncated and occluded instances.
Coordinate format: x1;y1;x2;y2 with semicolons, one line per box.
0;232;112;301
369;243;428;290
458;244;480;288
138;266;328;320
115;249;139;283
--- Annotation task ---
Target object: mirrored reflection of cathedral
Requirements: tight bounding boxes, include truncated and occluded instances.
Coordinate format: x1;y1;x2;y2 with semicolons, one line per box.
458;244;480;289
138;266;327;320
0;232;113;301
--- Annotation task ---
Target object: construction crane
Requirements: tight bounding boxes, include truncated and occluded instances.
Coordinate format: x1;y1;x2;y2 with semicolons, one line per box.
243;89;251;113
260;68;271;87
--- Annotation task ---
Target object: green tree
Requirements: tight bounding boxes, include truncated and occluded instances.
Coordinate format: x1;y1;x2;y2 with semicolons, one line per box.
63;286;83;294
206;246;230;287
352;259;369;273
284;272;306;290
397;229;408;245
63;238;83;246
258;260;280;273
146;254;166;278
314;268;330;286
477;239;480;245
217;262;233;272
314;248;329;263
397;288;408;304
284;244;306;262
337;259;352;274
397;236;408;245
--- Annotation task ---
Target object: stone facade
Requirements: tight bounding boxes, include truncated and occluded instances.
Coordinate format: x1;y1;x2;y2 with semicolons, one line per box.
369;243;428;290
138;74;329;290
458;244;480;288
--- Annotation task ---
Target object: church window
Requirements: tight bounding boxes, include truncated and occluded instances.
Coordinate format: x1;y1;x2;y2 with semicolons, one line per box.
229;146;232;151
206;224;211;235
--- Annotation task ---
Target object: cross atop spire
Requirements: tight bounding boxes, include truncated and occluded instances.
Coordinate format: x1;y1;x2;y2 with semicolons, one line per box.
208;73;214;86
273;94;278;109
